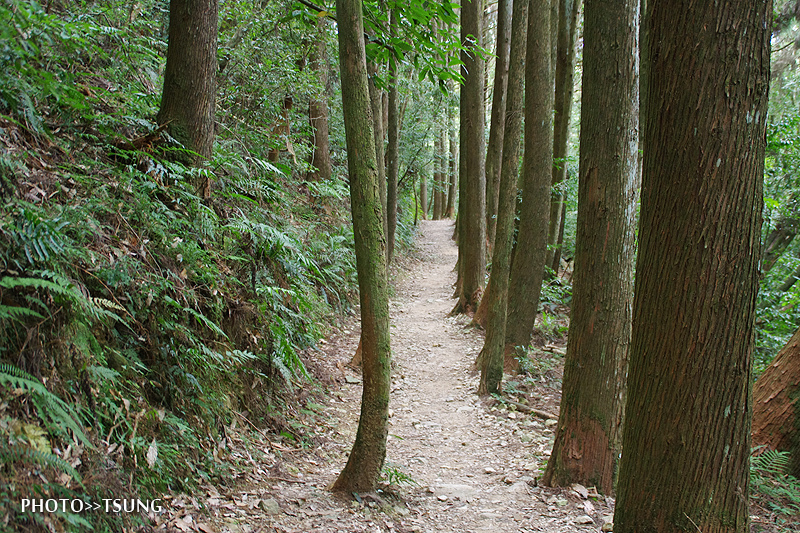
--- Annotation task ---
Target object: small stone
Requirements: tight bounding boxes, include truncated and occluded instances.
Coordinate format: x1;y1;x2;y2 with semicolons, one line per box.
437;495;448;502
508;412;517;419
602;523;614;532
572;483;589;499
556;498;568;507
258;498;281;515
545;419;558;427
575;515;594;525
484;467;497;474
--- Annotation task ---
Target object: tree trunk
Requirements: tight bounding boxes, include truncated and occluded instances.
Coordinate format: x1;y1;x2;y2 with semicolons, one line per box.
157;0;218;184
477;0;529;395
454;0;487;315
433;132;444;220
542;0;639;494
752;326;800;477
420;172;428;220
485;0;512;255
368;61;388;238
308;18;332;182
503;0;554;349
613;0;769;530
545;0;581;271
386;11;400;263
330;0;391;493
550;186;568;273
763;214;798;273
446;99;458;219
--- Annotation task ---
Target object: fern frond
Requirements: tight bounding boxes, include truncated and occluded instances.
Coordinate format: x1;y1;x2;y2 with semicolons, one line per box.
0;304;44;323
0;443;82;482
0;364;91;447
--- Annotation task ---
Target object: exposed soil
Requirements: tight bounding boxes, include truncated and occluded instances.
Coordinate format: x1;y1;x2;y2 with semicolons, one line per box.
153;220;794;533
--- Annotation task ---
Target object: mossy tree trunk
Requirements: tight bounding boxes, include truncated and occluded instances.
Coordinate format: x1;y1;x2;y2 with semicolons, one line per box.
613;0;769;530
542;0;639;494
157;0;217;187
446;88;458;219
330;0;391;493
485;0;512;255
454;0;487;315
503;0;554;350
752;326;800;477
477;0;529;395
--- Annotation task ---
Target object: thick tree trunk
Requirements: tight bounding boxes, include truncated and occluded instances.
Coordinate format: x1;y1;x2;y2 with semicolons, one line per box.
614;0;769;530
454;0;487;314
504;0;554;349
477;0;529;395
545;0;580;271
308;18;332;182
753;326;800;477
386;11;399;263
331;0;391;493
542;0;639;494
157;0;218;181
485;0;512;254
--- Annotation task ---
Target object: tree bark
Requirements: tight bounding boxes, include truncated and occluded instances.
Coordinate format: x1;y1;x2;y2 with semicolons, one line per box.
613;0;770;530
308;18;332;182
477;0;529;395
485;0;512;255
330;0;391;492
503;0;554;349
542;0;639;494
157;0;218;181
752;326;800;477
454;0;487;314
545;0;580;271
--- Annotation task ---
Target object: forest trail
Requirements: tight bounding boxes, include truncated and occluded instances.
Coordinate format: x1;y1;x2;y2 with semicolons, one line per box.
163;220;613;533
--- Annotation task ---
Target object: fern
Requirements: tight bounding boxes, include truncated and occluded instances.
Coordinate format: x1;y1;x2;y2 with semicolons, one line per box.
0;443;82;483
752;447;791;477
0;363;91;447
0;304;44;323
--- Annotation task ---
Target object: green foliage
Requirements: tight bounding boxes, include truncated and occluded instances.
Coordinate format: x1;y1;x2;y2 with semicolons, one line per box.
381;461;418;487
0;364;90;447
751;447;800;526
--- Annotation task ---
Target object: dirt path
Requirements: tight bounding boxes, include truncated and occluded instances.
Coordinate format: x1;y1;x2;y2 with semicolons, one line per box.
159;220;612;533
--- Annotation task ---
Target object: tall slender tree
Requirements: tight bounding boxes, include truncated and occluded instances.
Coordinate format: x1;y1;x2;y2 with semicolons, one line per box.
545;0;580;272
613;0;770;530
386;10;400;262
503;0;554;350
542;0;639;494
330;0;392;492
478;0;529;395
485;0;512;253
454;0;487;314
308;17;333;183
157;0;218;181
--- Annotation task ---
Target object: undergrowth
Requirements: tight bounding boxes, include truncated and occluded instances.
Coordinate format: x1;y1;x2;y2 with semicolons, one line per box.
0;0;369;530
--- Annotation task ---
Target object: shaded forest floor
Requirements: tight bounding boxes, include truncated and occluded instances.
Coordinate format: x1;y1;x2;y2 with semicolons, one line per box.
152;220;795;533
